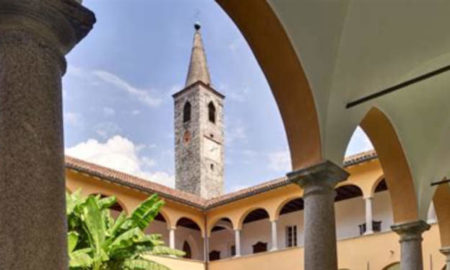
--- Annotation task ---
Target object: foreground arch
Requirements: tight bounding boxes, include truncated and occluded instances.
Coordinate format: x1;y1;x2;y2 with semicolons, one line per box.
433;184;450;247
217;0;322;170
360;107;418;223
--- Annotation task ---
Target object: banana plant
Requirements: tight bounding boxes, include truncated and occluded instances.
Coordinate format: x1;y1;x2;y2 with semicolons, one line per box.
67;190;184;270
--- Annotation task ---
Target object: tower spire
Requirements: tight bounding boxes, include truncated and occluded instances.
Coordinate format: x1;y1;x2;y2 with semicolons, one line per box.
185;23;211;87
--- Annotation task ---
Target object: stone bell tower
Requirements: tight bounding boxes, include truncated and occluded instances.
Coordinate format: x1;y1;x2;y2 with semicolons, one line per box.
173;24;225;199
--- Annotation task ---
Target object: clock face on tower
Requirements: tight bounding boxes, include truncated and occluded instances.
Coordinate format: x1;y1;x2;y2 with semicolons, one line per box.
203;137;221;162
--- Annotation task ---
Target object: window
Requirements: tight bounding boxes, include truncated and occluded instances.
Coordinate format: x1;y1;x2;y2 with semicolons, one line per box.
208;102;216;123
209;250;221;261
182;241;192;259
286;225;297;247
230;245;236;257
252;242;268;254
210;164;214;171
183;102;191;123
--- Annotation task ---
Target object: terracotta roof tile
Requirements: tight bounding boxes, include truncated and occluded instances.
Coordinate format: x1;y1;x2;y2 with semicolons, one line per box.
65;149;377;210
65;156;207;208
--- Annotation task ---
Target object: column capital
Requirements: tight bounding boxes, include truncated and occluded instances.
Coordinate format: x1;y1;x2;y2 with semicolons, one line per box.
391;220;430;242
287;160;349;195
0;0;95;56
440;246;450;256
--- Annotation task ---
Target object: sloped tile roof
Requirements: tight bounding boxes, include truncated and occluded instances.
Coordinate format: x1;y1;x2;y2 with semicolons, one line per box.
65;149;377;210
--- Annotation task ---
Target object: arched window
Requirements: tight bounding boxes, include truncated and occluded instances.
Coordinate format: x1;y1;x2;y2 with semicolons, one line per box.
183;102;191;123
182;241;192;259
208;102;216;123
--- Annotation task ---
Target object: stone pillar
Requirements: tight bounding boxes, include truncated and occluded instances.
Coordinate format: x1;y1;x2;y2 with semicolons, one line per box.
271;220;279;251
364;197;374;234
440;247;450;270
234;229;241;257
288;161;349;270
391;220;431;270
169;227;176;249
0;1;95;269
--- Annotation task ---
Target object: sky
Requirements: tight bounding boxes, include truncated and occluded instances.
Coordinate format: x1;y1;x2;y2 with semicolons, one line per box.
63;0;373;192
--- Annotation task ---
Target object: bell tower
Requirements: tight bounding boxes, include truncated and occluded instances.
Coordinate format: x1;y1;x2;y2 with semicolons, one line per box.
173;24;225;199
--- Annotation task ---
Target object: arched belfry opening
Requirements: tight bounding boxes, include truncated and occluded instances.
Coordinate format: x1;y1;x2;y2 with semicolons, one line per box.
183;101;191;123
208;101;216;124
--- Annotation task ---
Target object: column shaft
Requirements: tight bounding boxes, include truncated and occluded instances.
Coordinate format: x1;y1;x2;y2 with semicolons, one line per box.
364;197;374;234
288;161;349;270
0;2;94;269
234;230;241;257
271;220;278;251
169;228;176;249
391;220;430;270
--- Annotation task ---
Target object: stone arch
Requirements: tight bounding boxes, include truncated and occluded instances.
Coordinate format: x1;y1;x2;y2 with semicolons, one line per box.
370;175;387;198
237;207;272;230
156;209;173;230
175;216;205;236
360;107;418;223
274;196;304;221
208;217;234;237
433;183;450;246
335;183;364;202
217;0;322;170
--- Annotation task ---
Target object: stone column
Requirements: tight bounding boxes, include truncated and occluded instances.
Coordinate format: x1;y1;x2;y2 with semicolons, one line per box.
364;197;374;234
288;161;349;270
169;227;176;249
0;1;95;269
391;220;430;270
270;219;279;251
234;229;241;257
440;247;450;270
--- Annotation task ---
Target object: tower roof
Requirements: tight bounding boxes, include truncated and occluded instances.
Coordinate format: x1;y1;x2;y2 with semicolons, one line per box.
185;23;211;87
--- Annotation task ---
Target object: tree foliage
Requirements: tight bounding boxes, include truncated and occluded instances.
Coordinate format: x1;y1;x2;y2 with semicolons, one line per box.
67;191;184;270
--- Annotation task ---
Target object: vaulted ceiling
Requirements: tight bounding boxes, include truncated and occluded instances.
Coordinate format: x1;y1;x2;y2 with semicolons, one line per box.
218;0;450;222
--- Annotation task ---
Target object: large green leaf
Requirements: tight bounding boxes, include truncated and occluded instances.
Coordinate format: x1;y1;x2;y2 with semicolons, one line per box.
81;196;108;266
68;231;79;253
69;248;93;268
130;194;164;230
68;191;181;270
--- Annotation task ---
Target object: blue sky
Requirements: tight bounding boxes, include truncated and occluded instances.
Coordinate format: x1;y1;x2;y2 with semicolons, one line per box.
63;0;372;192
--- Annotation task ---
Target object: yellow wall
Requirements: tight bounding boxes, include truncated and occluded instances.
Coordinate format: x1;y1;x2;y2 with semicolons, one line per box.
145;255;204;270
209;225;445;270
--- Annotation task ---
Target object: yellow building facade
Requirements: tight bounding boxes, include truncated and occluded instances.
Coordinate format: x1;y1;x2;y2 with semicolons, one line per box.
66;151;446;270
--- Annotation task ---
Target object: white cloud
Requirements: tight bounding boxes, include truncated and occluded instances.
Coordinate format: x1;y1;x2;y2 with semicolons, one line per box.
66;135;174;187
131;109;141;115
64;112;83;127
103;107;115;117
346;127;374;156
95;122;121;139
267;149;291;172
93;70;162;108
